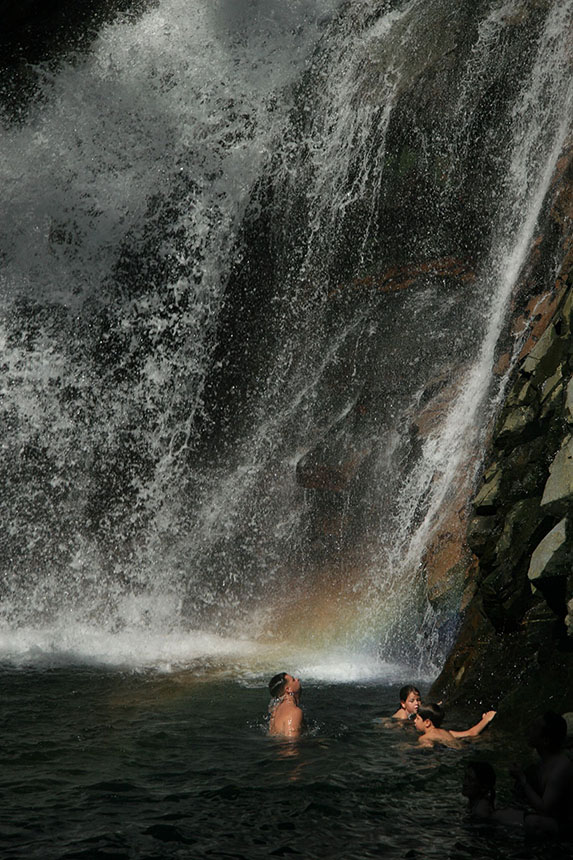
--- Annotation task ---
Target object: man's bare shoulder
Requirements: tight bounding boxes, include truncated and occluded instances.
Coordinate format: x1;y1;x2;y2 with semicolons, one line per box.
289;706;304;728
543;752;573;780
270;701;303;738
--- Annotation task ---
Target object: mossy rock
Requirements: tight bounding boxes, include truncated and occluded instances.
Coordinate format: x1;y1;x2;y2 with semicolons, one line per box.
541;434;573;514
495;404;539;444
494;497;541;564
521;324;566;385
467;514;500;562
564;377;573;423
506;374;538;407
540;365;563;402
473;468;502;513
528;517;573;584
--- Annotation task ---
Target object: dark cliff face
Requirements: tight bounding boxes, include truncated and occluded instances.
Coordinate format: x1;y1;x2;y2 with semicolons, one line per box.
430;144;573;717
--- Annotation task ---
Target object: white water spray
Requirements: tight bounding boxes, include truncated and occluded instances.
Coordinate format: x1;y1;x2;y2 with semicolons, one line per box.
1;0;571;675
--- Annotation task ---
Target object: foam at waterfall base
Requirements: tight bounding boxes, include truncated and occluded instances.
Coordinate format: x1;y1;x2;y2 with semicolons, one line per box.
0;617;423;683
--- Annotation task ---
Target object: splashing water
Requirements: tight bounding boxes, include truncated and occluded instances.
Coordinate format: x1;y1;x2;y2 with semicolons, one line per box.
0;0;572;676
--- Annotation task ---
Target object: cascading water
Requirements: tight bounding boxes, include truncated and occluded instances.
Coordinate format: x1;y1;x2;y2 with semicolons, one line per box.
1;0;572;678
0;0;345;669
385;0;573;660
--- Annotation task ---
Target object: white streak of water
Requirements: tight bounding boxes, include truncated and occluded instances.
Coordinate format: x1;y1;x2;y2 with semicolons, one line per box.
389;0;573;601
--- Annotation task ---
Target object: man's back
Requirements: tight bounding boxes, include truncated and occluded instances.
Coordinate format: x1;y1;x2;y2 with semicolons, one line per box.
269;699;304;738
267;673;304;738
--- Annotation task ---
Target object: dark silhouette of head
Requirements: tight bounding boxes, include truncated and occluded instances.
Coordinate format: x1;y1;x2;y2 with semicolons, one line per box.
463;761;496;805
529;711;568;753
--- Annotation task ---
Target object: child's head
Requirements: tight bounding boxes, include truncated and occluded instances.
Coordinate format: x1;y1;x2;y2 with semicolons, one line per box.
415;703;445;728
399;685;421;716
462;761;496;804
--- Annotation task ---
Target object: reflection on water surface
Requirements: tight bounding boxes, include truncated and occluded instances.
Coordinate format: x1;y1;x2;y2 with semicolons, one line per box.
0;668;566;859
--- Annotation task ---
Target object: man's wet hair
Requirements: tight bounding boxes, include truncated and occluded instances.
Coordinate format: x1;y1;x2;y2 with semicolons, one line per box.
399;684;421;703
269;672;288;699
540;710;567;749
418;703;445;728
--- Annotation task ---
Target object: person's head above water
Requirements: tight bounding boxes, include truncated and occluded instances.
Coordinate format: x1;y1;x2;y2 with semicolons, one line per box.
399;685;421;716
415;703;445;729
462;761;496;804
268;672;301;700
528;710;567;753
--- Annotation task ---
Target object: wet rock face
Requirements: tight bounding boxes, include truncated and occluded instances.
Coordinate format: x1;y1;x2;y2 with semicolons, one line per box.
431;147;573;715
1;1;151;120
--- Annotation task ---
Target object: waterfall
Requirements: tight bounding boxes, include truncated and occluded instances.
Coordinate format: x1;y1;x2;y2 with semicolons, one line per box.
1;0;571;675
386;0;573;663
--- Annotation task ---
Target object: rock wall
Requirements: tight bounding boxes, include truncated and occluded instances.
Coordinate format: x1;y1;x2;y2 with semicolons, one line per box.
430;143;573;718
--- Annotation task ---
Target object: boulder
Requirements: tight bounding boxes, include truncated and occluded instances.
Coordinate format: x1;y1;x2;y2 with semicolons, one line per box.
540;377;564;419
502;435;553;501
565;377;573;423
473;467;502;513
466;514;499;561
541;365;563;402
496;404;538;443
494;497;541;564
514;286;567;362
521;323;564;385
528;517;571;584
541;435;573;514
506;375;537;407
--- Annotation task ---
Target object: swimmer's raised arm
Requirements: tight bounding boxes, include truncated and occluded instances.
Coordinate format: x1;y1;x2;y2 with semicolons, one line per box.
450;710;496;739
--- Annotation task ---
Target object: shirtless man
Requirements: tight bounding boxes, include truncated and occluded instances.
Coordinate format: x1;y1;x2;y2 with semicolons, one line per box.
268;672;304;738
392;685;421;720
511;710;573;837
414;703;496;748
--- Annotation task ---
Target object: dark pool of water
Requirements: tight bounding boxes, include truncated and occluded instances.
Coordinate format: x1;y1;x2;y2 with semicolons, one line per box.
0;666;567;859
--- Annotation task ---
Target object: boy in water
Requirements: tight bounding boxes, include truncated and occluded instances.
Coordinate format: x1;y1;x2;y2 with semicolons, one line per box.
462;760;537;827
462;760;497;817
267;672;304;738
414;703;496;748
392;684;422;720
